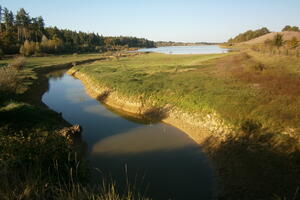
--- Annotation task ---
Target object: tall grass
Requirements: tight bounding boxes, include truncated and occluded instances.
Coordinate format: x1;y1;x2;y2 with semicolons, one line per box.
0;65;19;93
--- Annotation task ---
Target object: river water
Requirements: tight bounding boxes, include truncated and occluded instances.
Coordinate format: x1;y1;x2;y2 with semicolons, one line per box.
42;72;215;200
138;45;228;54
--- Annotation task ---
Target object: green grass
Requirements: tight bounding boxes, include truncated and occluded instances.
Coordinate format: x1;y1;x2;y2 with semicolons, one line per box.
0;53;150;200
72;52;300;131
0;53;105;96
0;53;103;69
70;51;300;198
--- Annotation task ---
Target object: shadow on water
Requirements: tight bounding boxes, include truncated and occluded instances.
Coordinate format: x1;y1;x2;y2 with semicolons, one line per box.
91;145;214;200
42;72;216;200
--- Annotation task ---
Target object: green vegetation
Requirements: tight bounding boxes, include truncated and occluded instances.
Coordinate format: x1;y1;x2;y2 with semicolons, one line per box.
282;25;300;32
72;52;300;131
228;27;270;44
0;54;149;200
71;50;300;199
0;6;155;56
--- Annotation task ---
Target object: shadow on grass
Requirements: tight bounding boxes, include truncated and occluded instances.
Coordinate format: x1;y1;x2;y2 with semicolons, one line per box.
0;102;69;133
202;128;300;200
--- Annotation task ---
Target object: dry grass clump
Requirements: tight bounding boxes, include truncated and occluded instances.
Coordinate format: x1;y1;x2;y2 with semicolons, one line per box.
8;56;26;70
0;57;25;95
0;66;19;93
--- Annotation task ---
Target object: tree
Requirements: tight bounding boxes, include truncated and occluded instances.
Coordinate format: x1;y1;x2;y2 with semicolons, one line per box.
282;25;300;32
3;8;14;32
16;8;31;41
0;6;2;33
228;27;270;43
273;34;283;48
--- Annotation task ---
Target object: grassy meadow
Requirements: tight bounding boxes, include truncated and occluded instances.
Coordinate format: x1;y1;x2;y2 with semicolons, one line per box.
72;51;300;132
70;50;300;199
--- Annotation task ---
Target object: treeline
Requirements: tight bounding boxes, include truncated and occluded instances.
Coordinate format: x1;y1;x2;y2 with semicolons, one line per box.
228;27;270;43
0;6;155;56
228;25;300;44
282;25;300;32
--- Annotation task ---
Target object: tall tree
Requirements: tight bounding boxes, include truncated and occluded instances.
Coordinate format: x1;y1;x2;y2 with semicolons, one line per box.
3;8;14;32
0;5;2;33
16;8;30;41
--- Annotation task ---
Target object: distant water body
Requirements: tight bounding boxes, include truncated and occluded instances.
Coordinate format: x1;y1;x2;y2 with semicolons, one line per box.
138;45;228;54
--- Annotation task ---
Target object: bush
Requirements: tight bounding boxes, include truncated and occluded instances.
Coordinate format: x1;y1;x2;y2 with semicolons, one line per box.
273;34;283;48
0;49;4;59
8;57;26;71
20;40;38;56
0;66;19;93
241;120;262;134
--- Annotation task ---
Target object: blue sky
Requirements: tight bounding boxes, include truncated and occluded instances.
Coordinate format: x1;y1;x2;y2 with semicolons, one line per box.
1;0;300;42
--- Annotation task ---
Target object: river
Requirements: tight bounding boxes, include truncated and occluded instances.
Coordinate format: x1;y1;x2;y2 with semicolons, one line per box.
42;71;215;200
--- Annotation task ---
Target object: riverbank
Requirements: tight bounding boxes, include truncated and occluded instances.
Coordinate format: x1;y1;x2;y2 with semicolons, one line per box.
0;53;150;199
68;52;300;199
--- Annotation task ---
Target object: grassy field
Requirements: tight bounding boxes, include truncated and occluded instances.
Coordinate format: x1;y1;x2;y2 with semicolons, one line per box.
1;51;300;199
0;53;106;96
72;52;300;132
70;51;300;199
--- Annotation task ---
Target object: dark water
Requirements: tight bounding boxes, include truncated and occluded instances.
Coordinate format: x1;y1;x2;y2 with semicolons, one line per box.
138;45;228;54
42;73;215;200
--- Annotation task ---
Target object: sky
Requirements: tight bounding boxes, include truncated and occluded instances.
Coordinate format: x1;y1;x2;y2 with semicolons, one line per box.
1;0;300;42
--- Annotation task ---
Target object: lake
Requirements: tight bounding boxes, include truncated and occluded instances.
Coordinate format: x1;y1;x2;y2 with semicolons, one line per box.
42;72;215;200
138;45;228;54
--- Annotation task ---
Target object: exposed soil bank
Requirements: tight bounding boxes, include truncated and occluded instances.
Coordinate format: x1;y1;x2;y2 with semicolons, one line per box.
68;68;300;200
67;68;230;197
68;68;232;145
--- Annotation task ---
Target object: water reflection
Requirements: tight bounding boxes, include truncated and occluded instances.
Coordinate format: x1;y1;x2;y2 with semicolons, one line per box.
138;45;228;54
42;73;215;200
92;125;192;155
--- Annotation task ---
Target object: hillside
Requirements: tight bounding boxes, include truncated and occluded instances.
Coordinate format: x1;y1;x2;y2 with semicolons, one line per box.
243;31;300;44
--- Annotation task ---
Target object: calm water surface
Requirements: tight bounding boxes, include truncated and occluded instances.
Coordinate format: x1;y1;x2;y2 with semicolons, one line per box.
42;73;215;200
138;45;227;54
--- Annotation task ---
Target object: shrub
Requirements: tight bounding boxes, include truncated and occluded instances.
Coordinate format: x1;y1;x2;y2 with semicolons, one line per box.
0;49;4;59
20;40;37;56
0;66;19;93
273;34;283;48
241;120;262;134
40;37;63;54
8;57;26;71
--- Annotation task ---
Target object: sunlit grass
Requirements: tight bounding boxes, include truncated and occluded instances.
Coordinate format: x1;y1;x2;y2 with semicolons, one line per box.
72;52;300;131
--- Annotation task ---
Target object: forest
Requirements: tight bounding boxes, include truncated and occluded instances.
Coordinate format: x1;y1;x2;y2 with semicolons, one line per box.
0;6;155;56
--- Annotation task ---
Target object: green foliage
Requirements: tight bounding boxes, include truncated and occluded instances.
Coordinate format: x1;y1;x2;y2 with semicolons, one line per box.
228;27;270;43
0;49;4;59
72;52;300;131
282;25;300;32
0;6;155;55
273;34;283;48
